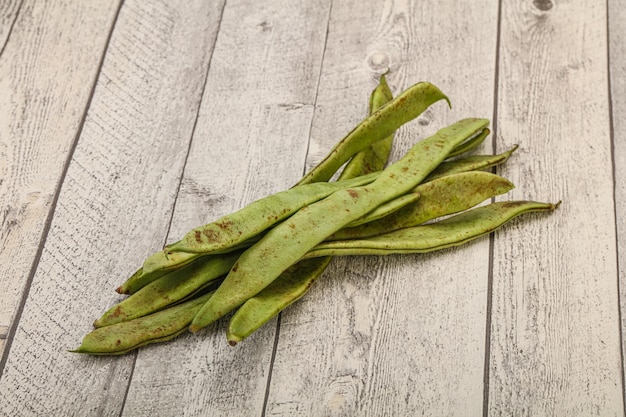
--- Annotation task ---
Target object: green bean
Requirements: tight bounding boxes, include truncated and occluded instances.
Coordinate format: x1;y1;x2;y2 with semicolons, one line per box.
164;173;378;256
118;78;428;293
117;250;201;295
226;75;396;344
295;81;450;185
117;172;378;294
225;172;511;343
71;290;215;355
327;171;514;241
94;251;240;327
190;118;489;332
446;127;490;158
304;200;559;258
337;73;394;180
226;257;331;346
424;145;518;182
109;171;499;328
346;192;421;227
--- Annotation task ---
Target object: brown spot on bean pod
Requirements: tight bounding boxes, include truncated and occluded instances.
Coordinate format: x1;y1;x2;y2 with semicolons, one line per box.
203;229;220;243
348;189;359;198
216;220;233;230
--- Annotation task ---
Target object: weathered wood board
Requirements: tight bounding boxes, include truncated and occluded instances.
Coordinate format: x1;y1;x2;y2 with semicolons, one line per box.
0;0;624;416
488;0;623;415
0;0;122;358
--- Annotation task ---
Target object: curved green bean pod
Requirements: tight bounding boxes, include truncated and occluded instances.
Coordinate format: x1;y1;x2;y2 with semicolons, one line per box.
304;200;559;258
337;74;395;180
226;257;331;346
95;251;240;327
328;171;514;241
190;118;489;332
295;81;450;185
424;145;518;182
72;290;214;355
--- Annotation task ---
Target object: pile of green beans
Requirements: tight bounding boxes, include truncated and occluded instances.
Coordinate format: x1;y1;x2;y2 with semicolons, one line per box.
72;76;558;355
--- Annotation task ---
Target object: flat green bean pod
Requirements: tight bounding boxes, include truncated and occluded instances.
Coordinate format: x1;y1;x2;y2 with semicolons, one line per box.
118;250;201;295
328;171;514;241
445;127;490;158
166;172;378;255
424;145;518;182
296;81;450;185
304;200;559;257
72;291;214;355
190;118;489;332
346;192;421;227
95;251;240;327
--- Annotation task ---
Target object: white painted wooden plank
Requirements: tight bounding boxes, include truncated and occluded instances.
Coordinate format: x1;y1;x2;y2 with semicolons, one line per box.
488;1;623;415
609;0;626;407
0;0;21;50
0;0;121;360
265;0;500;415
120;1;331;415
0;1;223;415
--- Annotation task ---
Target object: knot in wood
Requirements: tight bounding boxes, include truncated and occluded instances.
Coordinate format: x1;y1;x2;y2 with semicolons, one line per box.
366;51;390;73
533;0;553;11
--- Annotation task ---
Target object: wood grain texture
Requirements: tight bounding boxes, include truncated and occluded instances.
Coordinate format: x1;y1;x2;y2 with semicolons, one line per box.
265;0;500;415
119;1;331;416
0;0;121;360
0;0;221;415
609;0;626;409
0;0;21;51
488;0;623;415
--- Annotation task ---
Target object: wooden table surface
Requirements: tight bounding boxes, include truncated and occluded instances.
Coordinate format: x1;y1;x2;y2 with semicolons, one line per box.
1;0;625;416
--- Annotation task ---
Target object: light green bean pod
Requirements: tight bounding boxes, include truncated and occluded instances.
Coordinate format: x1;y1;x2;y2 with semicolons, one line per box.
72;291;214;355
95;251;240;327
190;118;489;332
296;81;450;185
327;171;514;241
304;200;559;258
424;145;518;182
226;76;395;344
